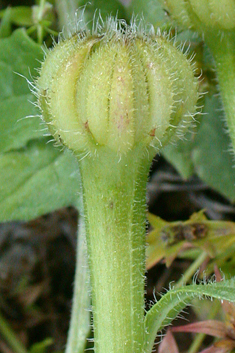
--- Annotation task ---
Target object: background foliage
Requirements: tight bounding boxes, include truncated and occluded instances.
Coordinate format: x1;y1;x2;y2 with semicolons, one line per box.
0;1;235;353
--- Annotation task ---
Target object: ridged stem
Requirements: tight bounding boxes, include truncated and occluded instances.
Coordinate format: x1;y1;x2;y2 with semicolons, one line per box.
79;146;152;353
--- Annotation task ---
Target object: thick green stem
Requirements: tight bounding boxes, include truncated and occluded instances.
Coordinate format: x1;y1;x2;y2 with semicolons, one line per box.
79;146;152;353
205;31;235;152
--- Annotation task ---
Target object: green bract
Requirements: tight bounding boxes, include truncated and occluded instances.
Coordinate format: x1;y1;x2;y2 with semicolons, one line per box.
37;18;198;157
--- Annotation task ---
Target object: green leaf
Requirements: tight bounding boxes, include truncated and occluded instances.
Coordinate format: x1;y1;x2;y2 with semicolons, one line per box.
55;0;80;30
0;139;81;222
127;0;169;28
0;29;82;221
29;338;53;353
163;93;235;201
161;31;235;202
55;0;127;32
0;310;27;353
0;94;44;154
144;278;235;353
0;7;12;38
0;7;33;27
163;129;195;179
80;0;127;23
0;29;44;153
192;94;235;201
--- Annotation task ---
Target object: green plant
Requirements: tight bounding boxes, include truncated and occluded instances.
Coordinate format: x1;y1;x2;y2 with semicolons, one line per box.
1;1;235;353
36;16;199;353
36;14;235;353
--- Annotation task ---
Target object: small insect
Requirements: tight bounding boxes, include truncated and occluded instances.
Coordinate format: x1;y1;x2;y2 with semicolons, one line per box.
161;222;208;246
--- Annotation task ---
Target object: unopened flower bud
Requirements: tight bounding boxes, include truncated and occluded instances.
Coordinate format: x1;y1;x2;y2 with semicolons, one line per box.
190;0;235;30
162;0;235;31
37;19;198;157
160;1;235;155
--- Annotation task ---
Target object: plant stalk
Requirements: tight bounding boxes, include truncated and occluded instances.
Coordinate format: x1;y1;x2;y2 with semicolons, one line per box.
205;30;235;152
0;311;27;353
79;147;152;353
175;251;208;289
65;215;90;353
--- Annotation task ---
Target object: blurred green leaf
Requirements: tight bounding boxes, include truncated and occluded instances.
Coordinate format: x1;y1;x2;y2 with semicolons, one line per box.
163;90;235;202
0;7;33;27
0;29;81;221
162;33;204;180
162;30;235;202
0;310;27;353
29;338;53;353
56;0;127;33
0;139;80;222
55;0;80;30
0;7;12;38
79;0;127;23
0;93;44;153
192;94;235;201
0;29;44;152
127;0;169;28
163;129;195;179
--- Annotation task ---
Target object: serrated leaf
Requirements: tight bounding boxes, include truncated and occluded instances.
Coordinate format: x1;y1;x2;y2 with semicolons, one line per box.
144;279;235;353
0;29;45;153
0;139;81;222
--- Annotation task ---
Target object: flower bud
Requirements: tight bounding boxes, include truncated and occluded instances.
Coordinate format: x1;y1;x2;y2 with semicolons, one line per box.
37;19;198;156
162;0;235;31
190;0;235;30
